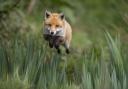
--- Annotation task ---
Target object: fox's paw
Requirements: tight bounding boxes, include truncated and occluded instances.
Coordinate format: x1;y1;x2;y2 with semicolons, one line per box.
57;49;61;54
66;49;70;54
49;43;53;48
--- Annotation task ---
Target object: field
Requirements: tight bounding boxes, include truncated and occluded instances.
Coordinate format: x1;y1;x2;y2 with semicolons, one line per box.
0;0;128;89
0;32;127;89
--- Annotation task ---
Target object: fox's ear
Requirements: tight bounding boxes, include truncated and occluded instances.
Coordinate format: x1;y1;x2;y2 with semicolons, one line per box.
59;13;65;20
45;10;51;19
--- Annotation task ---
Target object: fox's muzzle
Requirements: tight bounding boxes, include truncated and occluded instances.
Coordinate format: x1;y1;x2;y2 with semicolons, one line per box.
43;28;65;36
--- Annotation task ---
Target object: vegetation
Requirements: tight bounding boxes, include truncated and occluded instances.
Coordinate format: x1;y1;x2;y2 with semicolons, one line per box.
0;31;127;89
0;0;128;89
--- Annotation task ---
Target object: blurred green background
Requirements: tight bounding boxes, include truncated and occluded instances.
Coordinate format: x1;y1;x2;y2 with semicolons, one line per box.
0;0;128;89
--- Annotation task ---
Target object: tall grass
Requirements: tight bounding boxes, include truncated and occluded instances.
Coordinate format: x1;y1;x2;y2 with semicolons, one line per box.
0;32;127;89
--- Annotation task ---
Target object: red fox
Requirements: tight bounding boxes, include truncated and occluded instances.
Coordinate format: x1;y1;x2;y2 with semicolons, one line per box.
43;10;72;54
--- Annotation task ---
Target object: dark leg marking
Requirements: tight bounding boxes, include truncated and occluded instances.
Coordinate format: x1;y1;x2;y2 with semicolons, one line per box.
49;42;53;48
54;44;61;54
57;48;61;54
66;49;70;54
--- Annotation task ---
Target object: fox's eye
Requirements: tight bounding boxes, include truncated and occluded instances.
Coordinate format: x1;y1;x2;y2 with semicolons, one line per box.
56;25;60;28
47;24;51;27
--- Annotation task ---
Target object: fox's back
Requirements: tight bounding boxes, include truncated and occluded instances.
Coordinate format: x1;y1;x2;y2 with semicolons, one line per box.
64;20;72;41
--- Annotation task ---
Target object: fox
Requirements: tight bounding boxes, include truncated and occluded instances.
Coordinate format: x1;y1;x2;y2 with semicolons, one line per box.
43;10;72;54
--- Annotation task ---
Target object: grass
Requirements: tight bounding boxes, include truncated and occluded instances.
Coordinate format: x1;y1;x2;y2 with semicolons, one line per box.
0;32;127;89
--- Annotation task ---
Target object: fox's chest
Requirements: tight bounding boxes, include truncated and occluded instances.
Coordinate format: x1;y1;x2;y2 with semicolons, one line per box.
49;36;64;44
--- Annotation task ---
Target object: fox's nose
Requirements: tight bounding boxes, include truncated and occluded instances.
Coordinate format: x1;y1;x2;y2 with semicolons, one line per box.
50;32;54;35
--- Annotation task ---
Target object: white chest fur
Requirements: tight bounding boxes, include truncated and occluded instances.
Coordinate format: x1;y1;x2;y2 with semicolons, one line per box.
43;28;65;37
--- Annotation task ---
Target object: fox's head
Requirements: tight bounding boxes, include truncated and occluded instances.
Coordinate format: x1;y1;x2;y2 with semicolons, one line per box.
44;10;65;36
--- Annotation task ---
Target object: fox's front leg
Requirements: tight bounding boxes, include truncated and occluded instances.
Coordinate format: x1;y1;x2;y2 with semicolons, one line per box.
52;36;64;54
54;44;61;54
49;42;53;48
49;39;54;48
54;38;61;54
43;34;53;48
